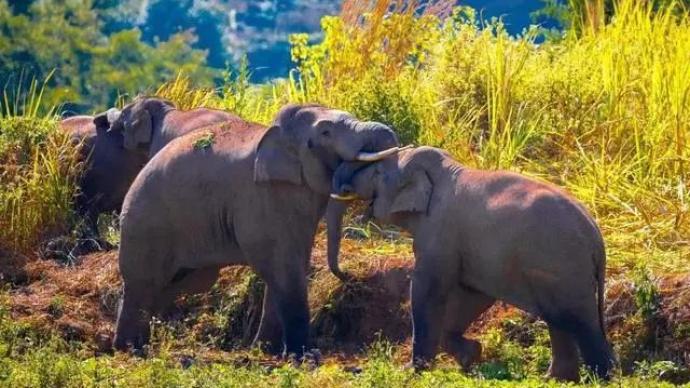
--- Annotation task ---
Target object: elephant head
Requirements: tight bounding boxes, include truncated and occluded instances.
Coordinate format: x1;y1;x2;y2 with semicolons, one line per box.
107;97;174;151
254;105;405;280
328;147;443;279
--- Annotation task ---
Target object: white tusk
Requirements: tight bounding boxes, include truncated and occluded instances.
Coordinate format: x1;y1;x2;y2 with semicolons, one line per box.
330;193;359;201
355;144;413;162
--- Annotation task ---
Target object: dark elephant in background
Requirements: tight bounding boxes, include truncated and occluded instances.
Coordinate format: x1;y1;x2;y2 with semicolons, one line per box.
113;104;405;357
60;111;147;240
106;96;240;157
60;98;238;239
329;146;614;381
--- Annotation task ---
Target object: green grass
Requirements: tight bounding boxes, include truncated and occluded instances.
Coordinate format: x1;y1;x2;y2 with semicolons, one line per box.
0;303;684;388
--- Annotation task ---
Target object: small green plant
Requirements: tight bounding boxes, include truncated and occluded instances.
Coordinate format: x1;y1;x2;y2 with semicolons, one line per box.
193;131;215;150
633;266;661;321
47;296;64;318
634;360;682;381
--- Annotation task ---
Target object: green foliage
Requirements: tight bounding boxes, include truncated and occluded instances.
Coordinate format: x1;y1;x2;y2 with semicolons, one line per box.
192;131;215;150
0;0;213;112
633;267;661;321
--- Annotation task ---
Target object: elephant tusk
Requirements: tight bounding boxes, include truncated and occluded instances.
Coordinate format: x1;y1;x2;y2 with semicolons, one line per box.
330;193;359;201
355;144;413;162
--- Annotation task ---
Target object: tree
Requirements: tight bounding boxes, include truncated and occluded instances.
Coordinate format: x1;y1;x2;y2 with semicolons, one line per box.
0;0;213;111
141;0;228;68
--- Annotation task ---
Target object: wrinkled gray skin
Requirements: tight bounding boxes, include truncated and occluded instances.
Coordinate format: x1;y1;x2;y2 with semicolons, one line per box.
332;147;614;381
107;96;239;157
113;104;400;358
60;112;147;239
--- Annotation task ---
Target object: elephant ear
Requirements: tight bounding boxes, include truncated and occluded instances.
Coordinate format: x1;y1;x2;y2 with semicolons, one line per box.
390;168;432;215
132;108;153;146
254;125;302;185
93;108;120;132
93;112;109;132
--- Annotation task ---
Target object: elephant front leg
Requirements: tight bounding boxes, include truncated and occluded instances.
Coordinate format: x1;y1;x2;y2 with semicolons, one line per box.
113;282;154;351
410;267;450;370
252;286;284;355
260;264;309;359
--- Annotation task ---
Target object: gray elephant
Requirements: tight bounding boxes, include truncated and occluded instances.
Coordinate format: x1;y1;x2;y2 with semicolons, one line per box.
60;111;147;240
329;146;614;381
61;98;238;239
113;104;405;357
106;96;240;157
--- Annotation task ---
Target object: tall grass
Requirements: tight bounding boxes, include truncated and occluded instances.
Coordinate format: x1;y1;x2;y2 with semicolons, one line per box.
0;78;81;254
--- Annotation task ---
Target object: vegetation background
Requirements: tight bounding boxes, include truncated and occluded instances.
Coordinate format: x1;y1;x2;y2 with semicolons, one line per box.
1;0;690;386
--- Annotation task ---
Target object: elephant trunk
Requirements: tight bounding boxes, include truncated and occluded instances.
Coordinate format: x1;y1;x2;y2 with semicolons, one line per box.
326;120;402;281
325;199;352;282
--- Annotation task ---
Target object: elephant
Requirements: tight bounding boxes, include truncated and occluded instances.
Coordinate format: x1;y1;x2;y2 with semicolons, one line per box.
106;96;241;157
60;98;239;239
112;104;405;358
60;111;147;240
329;146;614;381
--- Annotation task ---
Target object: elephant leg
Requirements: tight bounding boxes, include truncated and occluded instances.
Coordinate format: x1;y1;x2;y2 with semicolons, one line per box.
252;286;284;355
259;263;309;358
155;266;221;316
114;281;154;351
442;287;495;370
410;266;451;369
570;316;613;380
546;293;613;380
546;325;580;382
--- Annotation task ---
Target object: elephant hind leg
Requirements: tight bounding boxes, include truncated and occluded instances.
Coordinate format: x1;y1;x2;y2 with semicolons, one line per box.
572;321;613;380
547;308;613;380
546;325;580;382
442;287;495;370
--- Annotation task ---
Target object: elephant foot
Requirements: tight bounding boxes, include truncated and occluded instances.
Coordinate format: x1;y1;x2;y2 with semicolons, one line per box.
113;333;148;353
446;337;482;371
547;360;580;382
252;339;284;356
287;349;322;370
406;356;433;372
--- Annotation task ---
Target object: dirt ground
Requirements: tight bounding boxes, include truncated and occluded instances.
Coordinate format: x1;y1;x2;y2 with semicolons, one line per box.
3;241;690;372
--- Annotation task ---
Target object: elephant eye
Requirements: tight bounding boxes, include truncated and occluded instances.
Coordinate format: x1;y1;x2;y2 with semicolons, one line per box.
320;129;331;138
